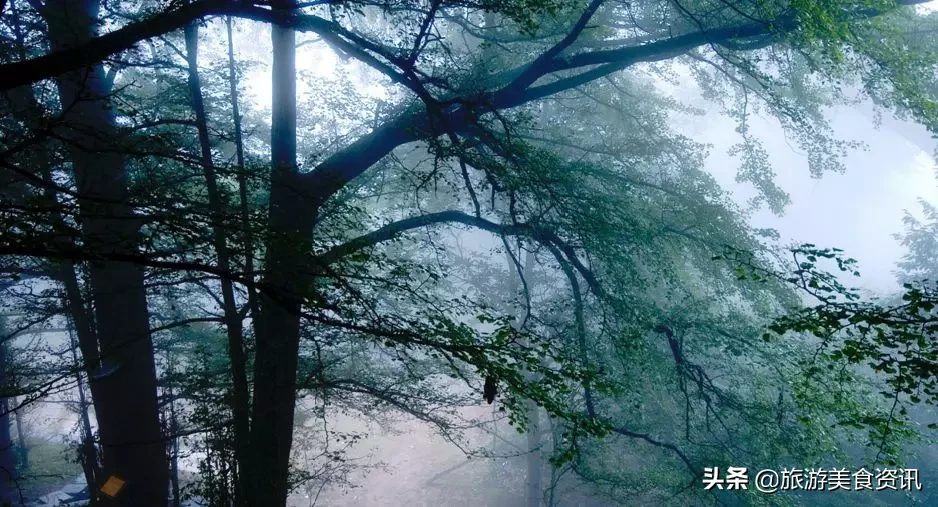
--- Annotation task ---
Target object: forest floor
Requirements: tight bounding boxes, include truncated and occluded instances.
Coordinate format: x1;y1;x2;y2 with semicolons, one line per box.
20;437;82;505
296;404;527;507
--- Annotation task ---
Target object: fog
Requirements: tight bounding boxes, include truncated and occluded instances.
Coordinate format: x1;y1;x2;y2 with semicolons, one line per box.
4;1;938;506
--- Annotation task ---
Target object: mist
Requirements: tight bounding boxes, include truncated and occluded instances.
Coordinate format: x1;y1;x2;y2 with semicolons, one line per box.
3;1;938;506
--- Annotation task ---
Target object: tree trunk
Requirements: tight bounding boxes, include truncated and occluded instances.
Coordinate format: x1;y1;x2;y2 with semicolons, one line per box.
525;398;542;507
505;249;541;507
3;7;97;492
0;335;18;506
168;388;180;507
45;1;167;504
6;8;104;492
247;1;314;505
225;16;263;333
11;407;26;474
67;309;100;506
184;22;252;505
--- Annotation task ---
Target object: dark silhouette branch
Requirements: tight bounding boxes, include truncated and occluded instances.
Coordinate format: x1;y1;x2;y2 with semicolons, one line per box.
316;210;605;299
0;0;233;90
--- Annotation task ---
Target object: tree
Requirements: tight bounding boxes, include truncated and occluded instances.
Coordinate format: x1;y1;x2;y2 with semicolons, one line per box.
0;315;19;506
42;1;167;503
3;1;938;506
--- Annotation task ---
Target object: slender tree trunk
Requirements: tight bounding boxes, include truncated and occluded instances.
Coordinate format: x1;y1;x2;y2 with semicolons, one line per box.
247;1;315;505
525;398;542;507
11;408;25;474
67;310;100;506
168;388;180;507
484;37;543;507
45;1;167;504
0;400;15;506
505;249;541;507
58;261;112;505
0;333;18;505
545;416;561;507
225;16;263;335
183;22;252;505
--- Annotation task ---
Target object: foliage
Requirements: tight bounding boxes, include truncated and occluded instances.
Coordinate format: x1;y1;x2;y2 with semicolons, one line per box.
716;244;936;465
3;0;938;505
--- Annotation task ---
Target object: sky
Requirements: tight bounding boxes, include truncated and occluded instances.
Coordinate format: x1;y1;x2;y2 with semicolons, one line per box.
686;95;938;295
229;7;938;296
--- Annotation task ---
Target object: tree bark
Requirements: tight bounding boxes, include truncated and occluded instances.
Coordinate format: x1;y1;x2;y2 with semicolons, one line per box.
45;1;167;504
247;1;313;505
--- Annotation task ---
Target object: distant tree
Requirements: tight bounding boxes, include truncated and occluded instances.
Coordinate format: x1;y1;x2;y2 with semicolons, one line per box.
0;315;19;506
895;199;938;284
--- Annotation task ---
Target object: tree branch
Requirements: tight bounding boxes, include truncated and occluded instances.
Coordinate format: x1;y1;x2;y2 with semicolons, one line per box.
0;0;232;90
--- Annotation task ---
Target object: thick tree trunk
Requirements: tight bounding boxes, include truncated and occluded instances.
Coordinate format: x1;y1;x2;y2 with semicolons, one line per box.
247;1;315;505
184;22;252;505
7;12;103;496
45;1;167;504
